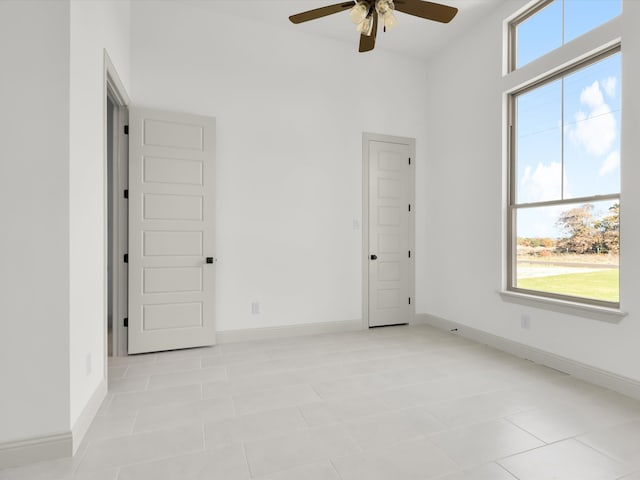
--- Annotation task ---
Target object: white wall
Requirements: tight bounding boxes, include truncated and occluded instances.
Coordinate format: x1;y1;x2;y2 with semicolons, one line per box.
422;0;640;382
0;0;131;453
69;0;130;427
130;1;430;332
0;0;71;443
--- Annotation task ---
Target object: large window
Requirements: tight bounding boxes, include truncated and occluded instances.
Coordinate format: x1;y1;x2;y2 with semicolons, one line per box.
507;2;621;308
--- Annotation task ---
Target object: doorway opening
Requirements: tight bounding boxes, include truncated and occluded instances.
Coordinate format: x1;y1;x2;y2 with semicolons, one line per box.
105;52;130;358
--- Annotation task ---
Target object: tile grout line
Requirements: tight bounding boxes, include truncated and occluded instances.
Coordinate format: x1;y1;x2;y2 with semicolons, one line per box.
296;405;314;428
83;429;207;476
502;416;549;445
329;458;345;480
240;441;253;478
494;460;522;480
129;406;142;435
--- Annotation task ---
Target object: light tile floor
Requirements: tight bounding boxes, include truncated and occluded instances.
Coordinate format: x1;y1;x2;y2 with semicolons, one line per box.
3;324;640;479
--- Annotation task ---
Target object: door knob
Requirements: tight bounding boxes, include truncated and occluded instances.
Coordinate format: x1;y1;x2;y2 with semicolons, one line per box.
370;254;377;260
206;257;216;264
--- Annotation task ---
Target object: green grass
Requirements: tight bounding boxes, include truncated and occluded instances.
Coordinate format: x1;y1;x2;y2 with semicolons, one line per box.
517;269;619;303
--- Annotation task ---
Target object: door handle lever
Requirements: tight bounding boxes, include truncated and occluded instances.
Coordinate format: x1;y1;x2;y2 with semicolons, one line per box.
370;254;377;260
206;257;217;264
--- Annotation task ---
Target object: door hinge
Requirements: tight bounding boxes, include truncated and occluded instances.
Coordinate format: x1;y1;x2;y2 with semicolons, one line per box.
123;189;128;199
124;125;129;135
408;204;411;212
123;254;128;263
408;157;411;165
123;318;128;328
408;297;411;305
408;250;411;258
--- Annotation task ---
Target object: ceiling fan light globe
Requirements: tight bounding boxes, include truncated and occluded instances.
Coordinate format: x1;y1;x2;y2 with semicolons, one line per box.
383;10;398;30
356;15;374;35
349;2;370;24
375;0;393;16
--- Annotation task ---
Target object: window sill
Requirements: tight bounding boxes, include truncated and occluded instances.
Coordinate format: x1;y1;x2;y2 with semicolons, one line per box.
498;290;627;323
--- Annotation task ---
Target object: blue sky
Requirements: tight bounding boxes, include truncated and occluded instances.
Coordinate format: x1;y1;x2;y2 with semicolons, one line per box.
514;0;621;238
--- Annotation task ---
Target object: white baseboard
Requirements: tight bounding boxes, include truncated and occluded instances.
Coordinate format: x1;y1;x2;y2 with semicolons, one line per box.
416;313;640;401
412;313;431;325
0;432;72;469
217;318;363;344
71;378;107;454
0;379;108;469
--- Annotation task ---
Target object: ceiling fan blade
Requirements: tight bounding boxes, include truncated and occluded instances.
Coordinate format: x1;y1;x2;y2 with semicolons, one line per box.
358;10;378;52
289;1;356;24
394;0;458;23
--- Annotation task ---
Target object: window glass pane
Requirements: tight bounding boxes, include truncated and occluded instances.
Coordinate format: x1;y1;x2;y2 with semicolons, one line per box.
516;0;562;68
564;0;622;43
563;53;621;198
515;199;619;303
513;0;621;71
516;80;562;203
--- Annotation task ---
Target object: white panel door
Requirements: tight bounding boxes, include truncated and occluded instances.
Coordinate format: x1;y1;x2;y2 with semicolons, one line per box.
128;108;216;354
368;140;411;327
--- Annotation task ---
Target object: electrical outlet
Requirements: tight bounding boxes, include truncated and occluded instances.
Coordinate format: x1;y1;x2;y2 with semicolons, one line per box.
521;314;531;330
251;302;260;315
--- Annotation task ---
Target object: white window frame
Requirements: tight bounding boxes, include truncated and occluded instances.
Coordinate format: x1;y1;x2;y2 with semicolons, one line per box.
503;1;624;315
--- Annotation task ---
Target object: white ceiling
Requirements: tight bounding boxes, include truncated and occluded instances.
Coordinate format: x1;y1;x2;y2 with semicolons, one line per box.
176;0;507;61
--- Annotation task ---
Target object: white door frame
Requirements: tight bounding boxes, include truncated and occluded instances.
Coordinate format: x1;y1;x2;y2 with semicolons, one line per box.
104;50;130;358
362;133;416;329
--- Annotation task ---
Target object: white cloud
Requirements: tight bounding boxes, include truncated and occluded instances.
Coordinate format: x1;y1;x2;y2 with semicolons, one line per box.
569;80;617;156
520;162;562;202
580;80;605;108
603;76;617;98
521;165;531;188
599;150;620;176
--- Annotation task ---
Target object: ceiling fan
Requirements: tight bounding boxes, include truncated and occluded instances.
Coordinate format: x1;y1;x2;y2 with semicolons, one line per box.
289;0;458;53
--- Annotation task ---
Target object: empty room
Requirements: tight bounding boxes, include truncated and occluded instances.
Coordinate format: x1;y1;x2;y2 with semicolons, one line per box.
2;0;640;479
